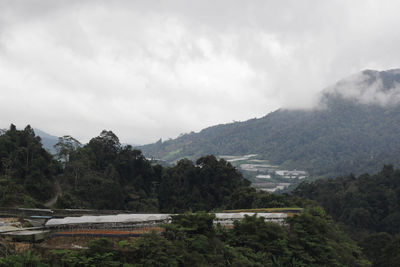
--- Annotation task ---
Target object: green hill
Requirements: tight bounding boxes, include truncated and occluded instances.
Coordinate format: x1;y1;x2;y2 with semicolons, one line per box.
139;69;400;177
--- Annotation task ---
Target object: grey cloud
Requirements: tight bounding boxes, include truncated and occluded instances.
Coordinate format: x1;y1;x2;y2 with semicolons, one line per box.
1;1;400;144
325;70;400;106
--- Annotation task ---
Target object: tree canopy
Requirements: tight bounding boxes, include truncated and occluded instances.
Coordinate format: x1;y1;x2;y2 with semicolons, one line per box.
0;124;58;206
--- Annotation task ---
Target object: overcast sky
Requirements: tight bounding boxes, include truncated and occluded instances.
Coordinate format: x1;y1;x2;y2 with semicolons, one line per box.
1;0;400;144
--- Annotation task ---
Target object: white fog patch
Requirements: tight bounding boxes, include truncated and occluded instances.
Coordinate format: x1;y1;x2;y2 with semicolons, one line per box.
325;71;400;106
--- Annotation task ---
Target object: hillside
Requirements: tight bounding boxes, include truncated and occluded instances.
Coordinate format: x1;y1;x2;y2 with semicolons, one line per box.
139;69;400;177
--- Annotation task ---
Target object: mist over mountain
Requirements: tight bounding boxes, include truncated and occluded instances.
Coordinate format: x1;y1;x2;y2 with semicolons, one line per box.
321;69;400;106
139;69;400;177
30;128;58;154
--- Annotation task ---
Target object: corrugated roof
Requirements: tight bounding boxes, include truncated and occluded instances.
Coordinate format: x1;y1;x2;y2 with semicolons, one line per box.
46;214;170;226
45;213;287;227
215;213;288;219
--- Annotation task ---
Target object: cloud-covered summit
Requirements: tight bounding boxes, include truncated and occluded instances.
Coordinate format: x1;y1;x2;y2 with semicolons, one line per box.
321;69;400;107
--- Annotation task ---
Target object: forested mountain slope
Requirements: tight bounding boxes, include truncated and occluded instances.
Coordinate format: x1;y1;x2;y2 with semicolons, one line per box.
139;69;400;177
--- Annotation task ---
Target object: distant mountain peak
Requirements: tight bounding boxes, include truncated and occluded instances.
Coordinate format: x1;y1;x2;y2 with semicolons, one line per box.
33;128;59;140
33;128;59;154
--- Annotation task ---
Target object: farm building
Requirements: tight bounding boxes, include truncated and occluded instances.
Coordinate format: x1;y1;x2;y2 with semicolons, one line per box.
214;213;287;225
45;212;288;231
45;214;170;231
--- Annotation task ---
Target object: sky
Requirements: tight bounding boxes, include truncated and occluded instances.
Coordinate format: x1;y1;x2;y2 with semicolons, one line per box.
1;0;400;144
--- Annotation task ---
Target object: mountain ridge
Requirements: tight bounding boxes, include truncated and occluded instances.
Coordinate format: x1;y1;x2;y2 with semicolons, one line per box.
33;128;59;154
138;69;400;178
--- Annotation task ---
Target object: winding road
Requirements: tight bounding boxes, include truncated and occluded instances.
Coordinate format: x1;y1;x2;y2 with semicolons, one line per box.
44;180;62;207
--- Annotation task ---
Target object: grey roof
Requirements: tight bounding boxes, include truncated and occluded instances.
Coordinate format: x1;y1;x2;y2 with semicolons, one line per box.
214;213;288;220
46;214;170;227
45;212;287;227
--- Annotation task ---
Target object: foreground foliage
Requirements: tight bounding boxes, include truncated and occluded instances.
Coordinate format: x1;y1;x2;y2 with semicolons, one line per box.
293;165;400;266
0;125;394;266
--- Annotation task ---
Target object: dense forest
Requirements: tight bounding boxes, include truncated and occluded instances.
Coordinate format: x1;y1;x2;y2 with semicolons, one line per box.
0;125;59;207
0;125;294;212
140;70;400;178
293;165;400;265
56;129;299;212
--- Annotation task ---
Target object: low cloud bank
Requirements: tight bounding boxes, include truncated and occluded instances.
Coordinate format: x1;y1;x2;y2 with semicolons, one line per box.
319;69;400;107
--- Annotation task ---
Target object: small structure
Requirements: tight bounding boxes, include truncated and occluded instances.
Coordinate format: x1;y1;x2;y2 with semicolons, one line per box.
275;170;307;179
256;174;271;179
214;213;287;226
45;212;288;231
45;214;170;231
2;230;50;243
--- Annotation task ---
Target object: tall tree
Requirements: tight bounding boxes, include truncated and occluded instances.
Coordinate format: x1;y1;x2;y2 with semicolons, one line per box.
54;135;81;167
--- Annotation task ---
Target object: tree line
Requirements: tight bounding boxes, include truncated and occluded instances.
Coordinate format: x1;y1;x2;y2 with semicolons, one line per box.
0;125;296;212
